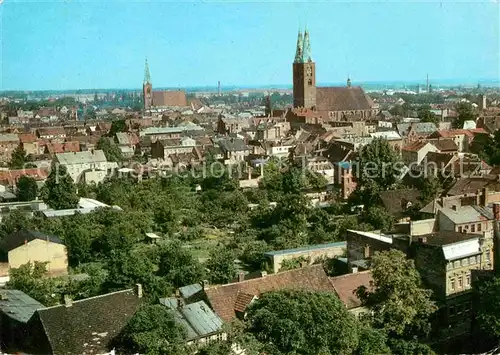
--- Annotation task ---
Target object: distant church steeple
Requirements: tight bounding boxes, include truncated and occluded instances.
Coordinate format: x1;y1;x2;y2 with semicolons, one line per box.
144;58;151;85
293;27;316;109
294;29;304;63
143;58;153;110
302;27;312;63
347;77;352;88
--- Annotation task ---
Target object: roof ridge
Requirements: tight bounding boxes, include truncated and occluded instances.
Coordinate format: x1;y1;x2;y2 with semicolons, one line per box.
205;264;325;290
37;288;134;311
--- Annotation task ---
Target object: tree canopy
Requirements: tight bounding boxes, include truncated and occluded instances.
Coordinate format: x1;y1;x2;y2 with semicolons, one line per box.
41;163;79;210
16;175;38;201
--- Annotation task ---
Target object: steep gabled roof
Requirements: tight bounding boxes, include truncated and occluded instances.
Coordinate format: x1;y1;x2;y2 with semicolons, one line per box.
0;230;64;252
204;265;336;322
35;289;142;355
316;87;374;111
330;271;373;309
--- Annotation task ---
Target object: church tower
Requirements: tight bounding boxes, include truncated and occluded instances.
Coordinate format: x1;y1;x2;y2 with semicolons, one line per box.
143;59;153;110
293;28;316;109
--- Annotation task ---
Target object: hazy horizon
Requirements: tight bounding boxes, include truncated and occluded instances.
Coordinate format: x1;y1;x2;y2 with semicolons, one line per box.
2;1;498;91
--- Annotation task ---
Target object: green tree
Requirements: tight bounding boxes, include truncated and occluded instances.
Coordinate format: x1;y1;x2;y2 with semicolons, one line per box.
246;290;360;354
356;325;391;355
114;304;187;355
16;175;38;201
41;163;79;210
96;137;123;162
157;241;205;288
361;206;394;231
356;249;436;338
475;276;500;338
107;119;128;137
454;102;477;128
205;246;237;284
7;261;59;306
417;107;439;125
10;144;27;169
356;138;402;190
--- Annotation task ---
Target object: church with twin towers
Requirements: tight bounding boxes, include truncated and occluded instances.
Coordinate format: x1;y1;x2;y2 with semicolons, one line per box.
291;28;378;122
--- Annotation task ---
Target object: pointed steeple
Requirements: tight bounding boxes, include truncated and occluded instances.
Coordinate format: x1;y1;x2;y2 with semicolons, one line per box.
302;27;312;63
294;29;304;63
144;58;151;85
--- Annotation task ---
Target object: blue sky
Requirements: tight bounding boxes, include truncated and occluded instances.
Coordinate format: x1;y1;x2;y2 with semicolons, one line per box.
1;0;498;90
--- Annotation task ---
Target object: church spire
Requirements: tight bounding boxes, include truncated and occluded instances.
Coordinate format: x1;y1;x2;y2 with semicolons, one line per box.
294;29;304;63
144;58;151;85
302;27;312;62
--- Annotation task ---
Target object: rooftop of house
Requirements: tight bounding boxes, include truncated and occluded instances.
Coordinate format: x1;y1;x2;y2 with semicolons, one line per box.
316;86;374;111
396;122;437;136
439;205;494;225
217;138;250;152
0;289;44;323
55;150;107;165
446;176;500;196
330;271;373;310
204;265;336;322
0;133;20;142
159;299;224;341
402;140;432;152
264;241;346;257
410;231;480;246
35;288;143;355
369;131;401;140
0;229;65;252
378;189;422;217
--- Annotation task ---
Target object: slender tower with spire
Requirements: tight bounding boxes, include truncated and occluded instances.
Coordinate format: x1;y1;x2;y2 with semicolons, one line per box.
293;27;316;109
143;58;153;110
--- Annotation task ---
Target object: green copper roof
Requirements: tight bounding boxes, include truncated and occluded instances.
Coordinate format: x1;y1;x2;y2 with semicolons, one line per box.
302;28;312;62
294;30;303;63
144;58;151;85
294;28;312;63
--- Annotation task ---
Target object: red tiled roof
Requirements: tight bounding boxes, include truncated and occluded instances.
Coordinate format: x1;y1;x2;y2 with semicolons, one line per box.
45;141;80;154
330;271;373;309
402;140;429;152
204;265;336;322
37;127;66;137
152;90;188;107
0;168;49;186
434;128;488;139
316;86;374;111
233;292;255;313
18;133;37;143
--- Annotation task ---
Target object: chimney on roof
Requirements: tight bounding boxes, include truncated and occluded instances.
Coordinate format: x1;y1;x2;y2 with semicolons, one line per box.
177;297;183;309
452;205;458;211
418;236;427;244
351;267;358;274
201;279;209;290
64;295;72;307
238;271;245;282
260;271;267;278
135;283;143;298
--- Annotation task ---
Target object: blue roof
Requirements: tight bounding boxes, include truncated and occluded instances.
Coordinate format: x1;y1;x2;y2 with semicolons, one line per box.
179;283;202;299
159;299;224;341
264;241;346;257
0;289;44;323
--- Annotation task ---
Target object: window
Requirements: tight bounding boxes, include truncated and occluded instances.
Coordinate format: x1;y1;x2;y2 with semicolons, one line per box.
486;250;491;262
478;224;482;232
471;224;476;233
447;262;452;271
458;226;463;233
462;258;468;266
466;274;471;286
458;277;463;288
450;278;456;291
364;245;370;259
470;256;476;264
454;260;460;268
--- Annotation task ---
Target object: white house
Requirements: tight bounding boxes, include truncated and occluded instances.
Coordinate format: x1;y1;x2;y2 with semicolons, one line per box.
55;150;116;184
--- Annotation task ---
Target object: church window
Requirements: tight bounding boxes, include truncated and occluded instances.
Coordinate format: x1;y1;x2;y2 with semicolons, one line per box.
308;79;312;85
